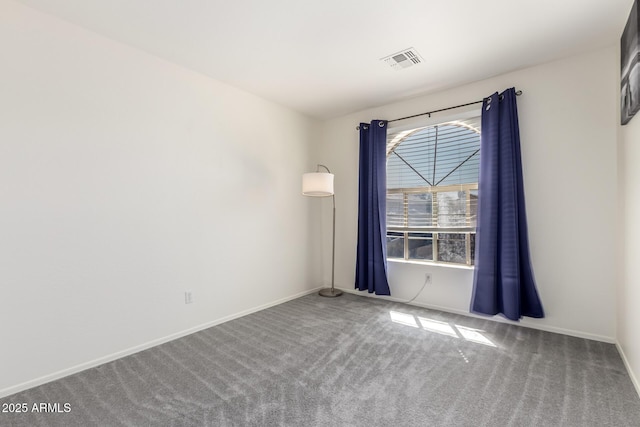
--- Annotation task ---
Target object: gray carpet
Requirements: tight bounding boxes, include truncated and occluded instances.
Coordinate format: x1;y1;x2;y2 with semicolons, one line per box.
1;293;639;426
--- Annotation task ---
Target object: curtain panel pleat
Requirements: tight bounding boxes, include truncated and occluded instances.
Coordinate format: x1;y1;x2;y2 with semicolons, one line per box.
355;120;391;295
471;88;544;320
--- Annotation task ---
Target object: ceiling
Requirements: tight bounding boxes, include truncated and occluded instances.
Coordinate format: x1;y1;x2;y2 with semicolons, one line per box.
14;0;633;119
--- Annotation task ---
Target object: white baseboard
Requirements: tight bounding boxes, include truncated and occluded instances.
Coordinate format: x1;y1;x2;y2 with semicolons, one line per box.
0;287;322;399
337;287;616;344
616;342;640;399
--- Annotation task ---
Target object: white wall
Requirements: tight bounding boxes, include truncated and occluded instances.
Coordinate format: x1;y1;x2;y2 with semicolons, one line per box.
619;76;640;394
318;46;620;342
0;1;318;396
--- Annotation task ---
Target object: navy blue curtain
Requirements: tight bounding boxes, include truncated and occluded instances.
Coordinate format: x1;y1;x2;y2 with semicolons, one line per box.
355;120;391;295
471;88;544;320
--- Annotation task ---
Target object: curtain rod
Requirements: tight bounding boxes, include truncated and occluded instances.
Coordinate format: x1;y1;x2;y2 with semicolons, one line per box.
356;90;522;130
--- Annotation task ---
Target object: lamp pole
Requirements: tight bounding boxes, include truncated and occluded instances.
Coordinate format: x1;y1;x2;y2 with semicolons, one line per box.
316;164;342;298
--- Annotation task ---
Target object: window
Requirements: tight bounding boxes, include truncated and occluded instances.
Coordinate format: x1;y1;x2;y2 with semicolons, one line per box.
386;118;480;266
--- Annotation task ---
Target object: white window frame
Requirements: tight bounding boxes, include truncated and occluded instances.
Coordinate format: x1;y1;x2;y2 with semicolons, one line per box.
385;110;481;267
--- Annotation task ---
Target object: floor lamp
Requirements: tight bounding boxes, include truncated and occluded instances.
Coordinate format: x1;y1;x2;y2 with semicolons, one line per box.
302;164;343;297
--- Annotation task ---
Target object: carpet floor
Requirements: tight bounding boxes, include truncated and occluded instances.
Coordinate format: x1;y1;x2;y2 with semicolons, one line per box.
1;292;639;426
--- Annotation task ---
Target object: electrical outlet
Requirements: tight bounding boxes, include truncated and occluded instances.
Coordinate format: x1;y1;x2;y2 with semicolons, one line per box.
425;273;432;285
184;291;193;304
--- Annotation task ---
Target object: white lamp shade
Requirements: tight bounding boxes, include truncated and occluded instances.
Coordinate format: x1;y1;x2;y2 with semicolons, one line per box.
302;172;334;196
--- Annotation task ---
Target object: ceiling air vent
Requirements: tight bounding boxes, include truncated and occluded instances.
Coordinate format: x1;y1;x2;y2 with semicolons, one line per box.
382;48;423;70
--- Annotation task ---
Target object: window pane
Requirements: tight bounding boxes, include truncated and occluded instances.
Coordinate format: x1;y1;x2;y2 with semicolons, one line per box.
437;191;467;227
387;232;404;258
437;233;466;264
408;233;433;260
386;118;481;267
407;193;432;227
387;193;404;227
469;190;478;228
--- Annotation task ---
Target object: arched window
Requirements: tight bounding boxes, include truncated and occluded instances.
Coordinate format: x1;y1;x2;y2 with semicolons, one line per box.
386;118;480;265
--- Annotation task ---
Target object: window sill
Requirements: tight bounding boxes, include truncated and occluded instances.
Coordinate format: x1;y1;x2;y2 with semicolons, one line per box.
387;258;475;270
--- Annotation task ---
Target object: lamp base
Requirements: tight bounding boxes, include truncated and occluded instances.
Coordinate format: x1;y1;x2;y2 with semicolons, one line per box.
319;288;343;298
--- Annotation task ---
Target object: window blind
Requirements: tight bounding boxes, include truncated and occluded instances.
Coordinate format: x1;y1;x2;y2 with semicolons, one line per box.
387;118;481;189
386;118;480;230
